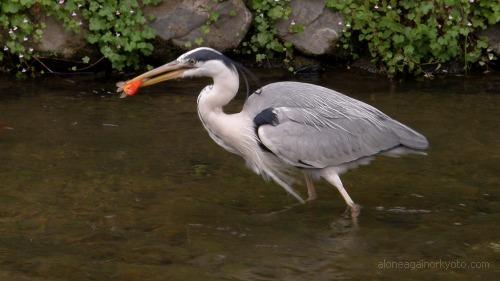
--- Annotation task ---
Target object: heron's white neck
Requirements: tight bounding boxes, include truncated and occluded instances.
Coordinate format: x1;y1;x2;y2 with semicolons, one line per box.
197;66;247;154
198;67;239;113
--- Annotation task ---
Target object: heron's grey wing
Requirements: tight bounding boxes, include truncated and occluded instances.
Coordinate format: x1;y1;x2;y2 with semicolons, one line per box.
247;82;428;168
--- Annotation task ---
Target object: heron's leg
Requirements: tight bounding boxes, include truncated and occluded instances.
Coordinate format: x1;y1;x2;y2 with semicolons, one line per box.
304;172;317;201
322;172;361;217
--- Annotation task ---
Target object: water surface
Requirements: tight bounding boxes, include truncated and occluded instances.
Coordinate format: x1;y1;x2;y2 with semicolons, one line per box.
0;70;499;280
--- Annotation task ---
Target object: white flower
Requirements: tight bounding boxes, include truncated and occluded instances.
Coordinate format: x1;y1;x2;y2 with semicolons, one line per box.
116;32;121;37
469;0;474;3
374;4;379;9
448;15;453;20
23;37;28;41
3;46;8;51
19;54;24;58
8;29;13;34
29;48;34;52
78;4;82;8
388;5;392;10
346;23;351;27
116;11;120;16
71;11;77;17
58;0;64;4
467;22;472;27
78;21;83;26
23;18;29;23
13;26;18;31
290;20;296;25
21;68;26;73
130;10;135;14
338;21;343;26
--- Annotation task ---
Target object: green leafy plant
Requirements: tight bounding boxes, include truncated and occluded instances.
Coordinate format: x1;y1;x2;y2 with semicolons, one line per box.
242;0;293;63
193;8;221;47
326;0;500;76
0;1;45;76
0;0;161;75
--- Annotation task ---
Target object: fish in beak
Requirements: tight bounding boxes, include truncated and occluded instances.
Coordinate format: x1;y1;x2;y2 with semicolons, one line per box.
116;60;189;98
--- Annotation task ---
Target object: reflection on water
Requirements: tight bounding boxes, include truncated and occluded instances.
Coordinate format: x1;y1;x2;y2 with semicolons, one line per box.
0;70;499;280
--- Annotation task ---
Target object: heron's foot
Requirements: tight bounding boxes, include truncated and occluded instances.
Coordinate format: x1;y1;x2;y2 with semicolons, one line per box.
344;203;361;218
306;194;317;202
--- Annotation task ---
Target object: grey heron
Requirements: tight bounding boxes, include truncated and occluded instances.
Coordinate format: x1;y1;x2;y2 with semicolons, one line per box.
117;47;429;216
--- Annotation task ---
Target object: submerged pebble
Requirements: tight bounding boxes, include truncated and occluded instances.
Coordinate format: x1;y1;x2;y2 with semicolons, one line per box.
102;123;119;127
386;207;431;214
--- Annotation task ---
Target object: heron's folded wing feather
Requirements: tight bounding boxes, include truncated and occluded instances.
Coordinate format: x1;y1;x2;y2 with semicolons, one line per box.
247;82;428;168
257;107;401;168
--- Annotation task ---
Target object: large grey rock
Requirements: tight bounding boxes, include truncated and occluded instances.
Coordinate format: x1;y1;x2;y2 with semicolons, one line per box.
34;14;87;58
276;0;343;56
481;24;500;56
146;0;252;51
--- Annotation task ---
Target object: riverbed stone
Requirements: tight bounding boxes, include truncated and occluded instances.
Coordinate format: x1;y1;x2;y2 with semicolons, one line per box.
145;0;252;52
276;0;343;56
33;14;87;58
481;24;500;56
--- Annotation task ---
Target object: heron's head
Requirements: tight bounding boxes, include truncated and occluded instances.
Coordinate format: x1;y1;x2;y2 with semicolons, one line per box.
118;47;237;97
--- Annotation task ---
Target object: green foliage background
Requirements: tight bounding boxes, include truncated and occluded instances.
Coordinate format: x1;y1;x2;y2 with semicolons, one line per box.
0;0;499;77
327;0;500;76
242;0;293;63
0;0;161;75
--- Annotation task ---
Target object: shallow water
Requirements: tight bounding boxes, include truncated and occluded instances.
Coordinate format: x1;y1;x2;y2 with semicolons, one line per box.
0;70;499;280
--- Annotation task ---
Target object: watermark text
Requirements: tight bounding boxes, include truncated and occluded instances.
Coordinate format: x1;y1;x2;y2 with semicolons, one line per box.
377;259;491;271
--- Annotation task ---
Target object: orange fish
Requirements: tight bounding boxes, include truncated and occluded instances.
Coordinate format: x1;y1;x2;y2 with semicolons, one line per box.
116;79;143;98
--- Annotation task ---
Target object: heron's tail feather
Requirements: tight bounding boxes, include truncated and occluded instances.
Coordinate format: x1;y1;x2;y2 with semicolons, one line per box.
265;170;305;204
251;152;304;204
390;120;429;150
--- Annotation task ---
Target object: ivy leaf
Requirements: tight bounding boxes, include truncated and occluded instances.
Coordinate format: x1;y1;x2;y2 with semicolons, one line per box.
89;17;106;31
267;6;284;20
209;11;220;22
392;34;405;44
403;45;414;56
194;37;204;46
201;25;210;34
419;3;434;15
1;2;21;14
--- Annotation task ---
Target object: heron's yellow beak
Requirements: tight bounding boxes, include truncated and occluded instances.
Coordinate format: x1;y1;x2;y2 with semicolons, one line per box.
116;60;188;98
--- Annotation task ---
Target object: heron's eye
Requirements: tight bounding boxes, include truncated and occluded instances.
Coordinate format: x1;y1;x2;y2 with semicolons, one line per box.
187;58;196;65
